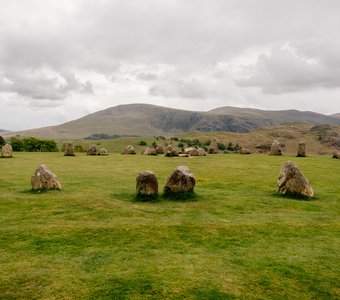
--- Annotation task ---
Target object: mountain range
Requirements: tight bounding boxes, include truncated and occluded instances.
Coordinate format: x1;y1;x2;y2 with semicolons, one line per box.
2;103;340;140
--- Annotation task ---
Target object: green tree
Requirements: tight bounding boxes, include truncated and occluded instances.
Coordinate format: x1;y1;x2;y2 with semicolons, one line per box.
0;136;6;147
10;137;23;151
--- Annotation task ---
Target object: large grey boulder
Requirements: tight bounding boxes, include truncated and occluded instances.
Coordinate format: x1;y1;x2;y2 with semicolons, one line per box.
64;142;75;156
136;171;158;196
164;165;196;194
278;161;314;198
270;140;282;155
208;137;219;154
87;144;97;155
1;143;13;158
297;143;306;157
31;164;62;191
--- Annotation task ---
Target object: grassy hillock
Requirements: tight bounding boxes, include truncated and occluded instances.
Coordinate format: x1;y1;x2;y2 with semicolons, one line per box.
0;152;339;299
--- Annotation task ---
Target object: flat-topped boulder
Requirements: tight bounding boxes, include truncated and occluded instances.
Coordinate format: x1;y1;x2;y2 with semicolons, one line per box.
164;165;196;194
87;144;97;155
1;143;12;158
278;161;314;198
31;164;62;191
136;171;158;197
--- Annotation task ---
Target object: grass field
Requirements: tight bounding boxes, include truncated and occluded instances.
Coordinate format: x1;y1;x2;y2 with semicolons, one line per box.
0;152;339;299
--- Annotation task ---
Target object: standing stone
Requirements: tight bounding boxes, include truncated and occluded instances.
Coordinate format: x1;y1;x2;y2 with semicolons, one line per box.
165;145;179;157
1;143;13;158
270;140;282;155
98;148;108;156
208;137;219;154
164;165;196;194
277;161;314;198
31;164;62;191
197;147;206;156
122;145;136;155
87;144;97;155
155;145;164;154
297;143;306;157
64;142;75;156
333;150;340;159
136;171;158;196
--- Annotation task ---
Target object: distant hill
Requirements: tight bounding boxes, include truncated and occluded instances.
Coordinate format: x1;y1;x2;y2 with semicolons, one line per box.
209;106;340;125
3;103;340;140
0;129;9;134
331;113;340;119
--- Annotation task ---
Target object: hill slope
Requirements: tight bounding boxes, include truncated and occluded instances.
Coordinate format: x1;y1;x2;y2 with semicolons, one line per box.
3;104;340;139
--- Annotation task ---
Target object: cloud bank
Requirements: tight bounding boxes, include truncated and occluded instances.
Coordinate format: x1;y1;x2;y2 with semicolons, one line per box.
0;0;339;130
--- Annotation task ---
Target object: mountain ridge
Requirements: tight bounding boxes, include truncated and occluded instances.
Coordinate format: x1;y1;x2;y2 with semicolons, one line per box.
2;103;340;140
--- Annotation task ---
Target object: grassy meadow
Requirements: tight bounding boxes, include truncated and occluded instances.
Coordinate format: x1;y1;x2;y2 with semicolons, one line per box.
0;152;339;299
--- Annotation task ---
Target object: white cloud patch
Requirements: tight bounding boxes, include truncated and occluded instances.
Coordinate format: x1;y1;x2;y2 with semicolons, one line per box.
235;41;340;94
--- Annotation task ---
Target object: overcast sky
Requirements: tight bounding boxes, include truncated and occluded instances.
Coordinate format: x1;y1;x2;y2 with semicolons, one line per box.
1;0;340;130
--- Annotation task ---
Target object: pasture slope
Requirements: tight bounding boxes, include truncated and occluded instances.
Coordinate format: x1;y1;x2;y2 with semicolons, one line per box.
0;152;339;299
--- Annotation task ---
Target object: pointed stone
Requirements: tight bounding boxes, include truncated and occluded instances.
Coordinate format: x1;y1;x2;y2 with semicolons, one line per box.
31;164;62;191
1;144;13;158
278;161;314;198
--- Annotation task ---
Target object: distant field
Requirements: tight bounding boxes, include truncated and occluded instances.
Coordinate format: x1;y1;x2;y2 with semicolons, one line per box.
0;152;339;299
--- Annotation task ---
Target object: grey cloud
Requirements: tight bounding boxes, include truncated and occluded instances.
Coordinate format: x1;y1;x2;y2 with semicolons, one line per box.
150;79;206;99
137;72;158;81
0;69;93;101
235;42;340;94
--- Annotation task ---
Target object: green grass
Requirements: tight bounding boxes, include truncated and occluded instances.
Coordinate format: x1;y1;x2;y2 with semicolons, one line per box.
0;152;339;299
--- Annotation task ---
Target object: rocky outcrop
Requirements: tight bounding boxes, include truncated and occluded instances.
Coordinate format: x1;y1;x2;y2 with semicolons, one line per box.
1;143;13;158
197;147;206;156
164;165;196;194
136;171;158;196
87;144;97;155
277;161;314;198
184;147;198;156
31;164;62;191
